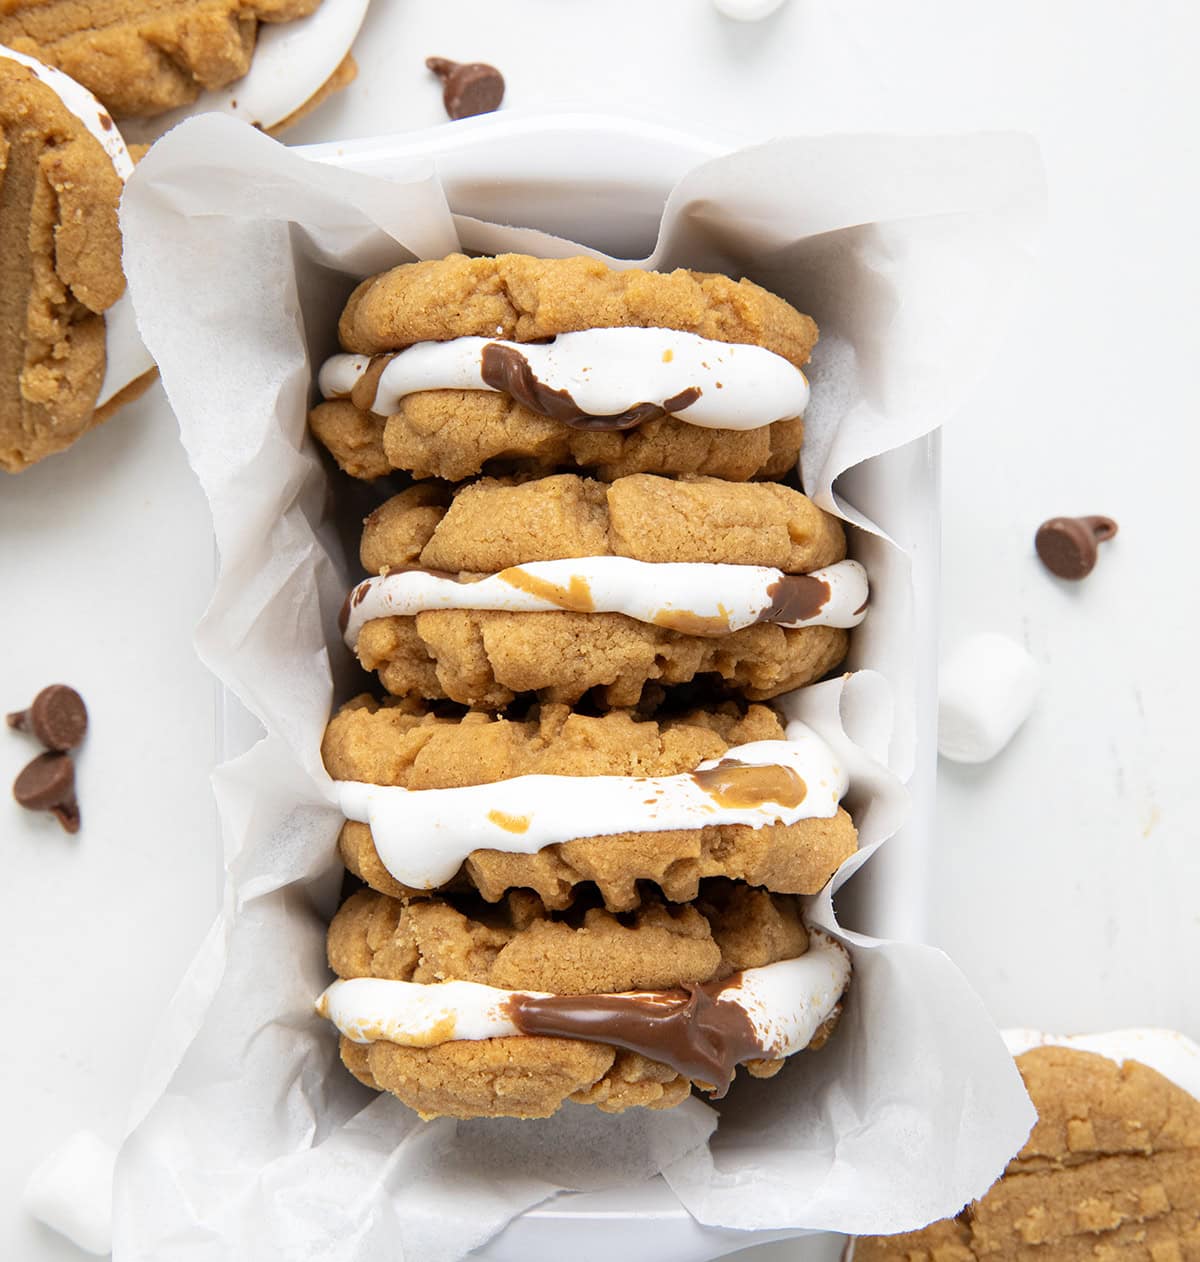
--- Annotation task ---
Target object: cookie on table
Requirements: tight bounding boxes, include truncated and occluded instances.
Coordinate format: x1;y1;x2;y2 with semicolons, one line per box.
0;47;150;474
343;473;866;709
851;1044;1200;1261
322;695;857;912
0;0;352;122
317;882;850;1120
310;252;817;482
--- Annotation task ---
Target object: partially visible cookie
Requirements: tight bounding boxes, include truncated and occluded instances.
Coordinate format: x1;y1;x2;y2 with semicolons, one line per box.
319;882;846;1120
852;1044;1200;1261
323;696;858;911
0;48;126;473
0;0;324;119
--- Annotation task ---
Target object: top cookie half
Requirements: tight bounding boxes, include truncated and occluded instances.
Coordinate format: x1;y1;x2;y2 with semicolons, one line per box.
311;253;818;483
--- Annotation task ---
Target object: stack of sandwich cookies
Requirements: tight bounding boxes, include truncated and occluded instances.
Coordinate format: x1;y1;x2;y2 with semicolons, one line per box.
0;46;153;473
313;253;865;1119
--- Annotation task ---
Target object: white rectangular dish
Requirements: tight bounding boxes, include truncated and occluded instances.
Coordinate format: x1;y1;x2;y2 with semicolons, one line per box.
211;114;941;1262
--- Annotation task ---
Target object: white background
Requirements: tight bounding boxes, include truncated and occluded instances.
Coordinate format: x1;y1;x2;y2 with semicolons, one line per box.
2;2;1198;1258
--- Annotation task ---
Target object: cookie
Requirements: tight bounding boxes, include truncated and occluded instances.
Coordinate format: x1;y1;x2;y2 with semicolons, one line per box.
311;252;817;482
316;882;850;1120
0;48;130;473
309;395;805;483
343;474;865;708
851;1044;1200;1261
322;696;858;911
0;0;342;120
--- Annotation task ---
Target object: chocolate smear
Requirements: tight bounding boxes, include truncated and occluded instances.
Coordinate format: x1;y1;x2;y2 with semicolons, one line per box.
7;684;88;751
760;573;831;625
13;752;80;833
507;977;765;1094
1035;515;1118;580
426;57;505;120
480;342;701;431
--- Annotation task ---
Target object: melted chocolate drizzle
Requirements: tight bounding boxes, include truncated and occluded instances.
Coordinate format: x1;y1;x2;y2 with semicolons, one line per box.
480;342;701;431
506;976;765;1095
759;573;832;625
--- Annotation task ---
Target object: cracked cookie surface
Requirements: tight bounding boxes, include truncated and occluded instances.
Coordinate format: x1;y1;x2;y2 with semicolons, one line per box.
0;53;124;472
852;1045;1200;1261
324;697;857;910
311;392;805;483
360;475;846;575
329;882;830;1120
0;0;322;118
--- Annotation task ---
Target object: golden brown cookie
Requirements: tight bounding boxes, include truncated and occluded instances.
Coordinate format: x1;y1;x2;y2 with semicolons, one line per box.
310;252;816;482
310;392;805;483
852;1046;1200;1261
325;883;837;1120
360;475;845;574
338;254;818;365
323;696;858;911
344;474;852;707
0;51;124;473
0;0;325;119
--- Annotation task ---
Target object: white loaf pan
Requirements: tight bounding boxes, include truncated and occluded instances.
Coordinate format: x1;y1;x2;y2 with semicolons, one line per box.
217;112;940;1262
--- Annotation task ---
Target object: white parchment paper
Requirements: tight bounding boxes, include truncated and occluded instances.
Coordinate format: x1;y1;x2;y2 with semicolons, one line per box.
114;114;1045;1260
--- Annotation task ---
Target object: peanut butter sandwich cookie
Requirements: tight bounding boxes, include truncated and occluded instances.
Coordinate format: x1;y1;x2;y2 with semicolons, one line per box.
317;881;850;1120
851;1035;1200;1261
0;0;365;134
343;473;868;708
0;47;154;473
311;253;816;482
322;697;857;912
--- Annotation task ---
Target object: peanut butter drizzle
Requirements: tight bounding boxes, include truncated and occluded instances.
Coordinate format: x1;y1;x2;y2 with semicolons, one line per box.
505;975;767;1095
651;606;735;636
691;759;807;810
349;353;393;413
486;809;531;834
497;567;595;612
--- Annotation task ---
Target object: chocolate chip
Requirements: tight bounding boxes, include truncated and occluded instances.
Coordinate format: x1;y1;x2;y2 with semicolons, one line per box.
426;57;505;120
7;684;88;751
1035;516;1118;580
13;752;80;833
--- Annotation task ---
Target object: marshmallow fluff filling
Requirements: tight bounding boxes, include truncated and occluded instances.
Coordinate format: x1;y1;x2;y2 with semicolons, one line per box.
319;327;811;431
334;718;849;889
341;558;869;645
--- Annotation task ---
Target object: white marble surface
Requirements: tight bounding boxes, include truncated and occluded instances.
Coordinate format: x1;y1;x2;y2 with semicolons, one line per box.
2;2;1198;1258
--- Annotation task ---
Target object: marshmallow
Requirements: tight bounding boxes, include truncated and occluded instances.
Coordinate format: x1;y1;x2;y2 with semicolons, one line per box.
22;1130;116;1255
712;0;788;19
937;632;1040;763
